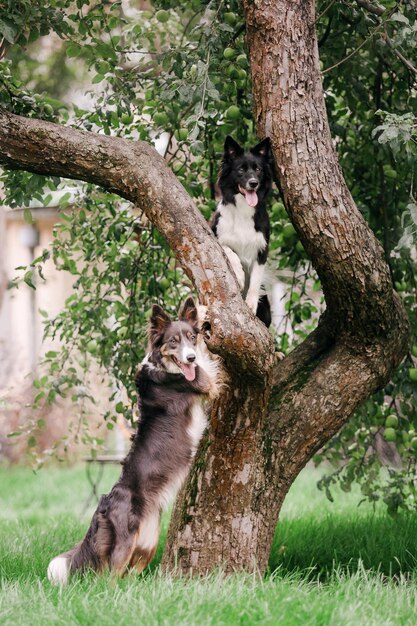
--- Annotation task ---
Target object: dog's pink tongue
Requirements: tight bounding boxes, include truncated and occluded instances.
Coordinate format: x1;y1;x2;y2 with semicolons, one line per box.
239;187;258;208
181;363;196;381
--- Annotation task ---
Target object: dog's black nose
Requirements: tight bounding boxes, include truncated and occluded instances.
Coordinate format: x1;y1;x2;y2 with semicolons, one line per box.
248;179;258;189
187;354;196;363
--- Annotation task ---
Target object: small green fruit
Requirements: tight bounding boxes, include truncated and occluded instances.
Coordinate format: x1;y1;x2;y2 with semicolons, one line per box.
176;128;188;142
383;164;397;179
412;344;417;358
227;65;240;79
153;111;168;126
282;223;297;239
395;281;407;293
43;103;54;116
225;105;241;120
409;368;417;382
155;9;170;23
223;47;235;60
411;437;417;451
117;327;128;340
159;278;170;292
236;54;248;68
383;427;397;442
224;12;237;25
86;339;98;354
385;414;398;429
402;430;410;443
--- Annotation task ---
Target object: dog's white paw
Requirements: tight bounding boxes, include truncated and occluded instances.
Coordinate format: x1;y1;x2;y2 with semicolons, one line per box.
246;293;259;314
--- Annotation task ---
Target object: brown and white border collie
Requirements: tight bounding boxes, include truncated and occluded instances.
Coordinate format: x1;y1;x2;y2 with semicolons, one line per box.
47;297;221;585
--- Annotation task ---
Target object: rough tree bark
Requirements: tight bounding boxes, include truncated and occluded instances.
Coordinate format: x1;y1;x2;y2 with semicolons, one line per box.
0;0;409;575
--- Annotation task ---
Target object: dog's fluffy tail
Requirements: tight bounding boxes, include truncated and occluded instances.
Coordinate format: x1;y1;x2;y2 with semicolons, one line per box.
48;502;113;585
47;538;102;586
47;554;71;585
47;541;92;585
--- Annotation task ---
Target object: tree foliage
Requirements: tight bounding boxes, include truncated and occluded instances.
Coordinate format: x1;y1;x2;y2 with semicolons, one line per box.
1;0;416;512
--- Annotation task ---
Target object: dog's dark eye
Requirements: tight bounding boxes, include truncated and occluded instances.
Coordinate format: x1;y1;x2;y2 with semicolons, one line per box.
190;334;196;342
255;167;261;172
170;338;176;345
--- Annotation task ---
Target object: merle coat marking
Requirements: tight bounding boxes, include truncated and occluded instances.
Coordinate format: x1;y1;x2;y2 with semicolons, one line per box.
211;136;273;327
47;298;220;585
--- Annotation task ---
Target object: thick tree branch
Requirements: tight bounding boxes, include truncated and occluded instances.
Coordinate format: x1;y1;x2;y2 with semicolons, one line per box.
0;107;275;379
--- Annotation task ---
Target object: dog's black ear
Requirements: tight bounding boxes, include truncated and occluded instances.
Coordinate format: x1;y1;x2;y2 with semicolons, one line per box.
251;137;271;159
179;297;198;325
223;136;244;161
149;304;171;341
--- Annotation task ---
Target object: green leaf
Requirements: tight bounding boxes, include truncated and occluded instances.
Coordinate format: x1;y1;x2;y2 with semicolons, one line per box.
0;18;17;44
24;271;35;290
390;12;409;25
58;192;72;207
92;74;105;84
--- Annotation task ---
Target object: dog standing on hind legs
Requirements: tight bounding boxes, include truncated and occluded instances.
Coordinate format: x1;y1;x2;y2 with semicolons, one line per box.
211;135;273;327
47;297;221;585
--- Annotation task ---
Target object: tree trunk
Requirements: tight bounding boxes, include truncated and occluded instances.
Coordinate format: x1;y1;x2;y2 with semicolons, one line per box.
163;370;276;573
0;0;409;576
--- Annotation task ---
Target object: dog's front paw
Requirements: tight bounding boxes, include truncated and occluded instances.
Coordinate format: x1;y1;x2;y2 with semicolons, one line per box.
245;293;259;314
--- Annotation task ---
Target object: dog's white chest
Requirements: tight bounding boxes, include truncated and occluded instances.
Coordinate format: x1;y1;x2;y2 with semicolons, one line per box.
216;198;266;268
187;401;207;452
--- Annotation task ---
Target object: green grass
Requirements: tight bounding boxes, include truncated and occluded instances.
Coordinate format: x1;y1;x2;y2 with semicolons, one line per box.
1;465;417;625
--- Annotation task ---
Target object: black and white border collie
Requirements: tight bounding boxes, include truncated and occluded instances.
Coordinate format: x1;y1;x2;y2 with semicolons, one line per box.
211;136;273;327
47;297;221;585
